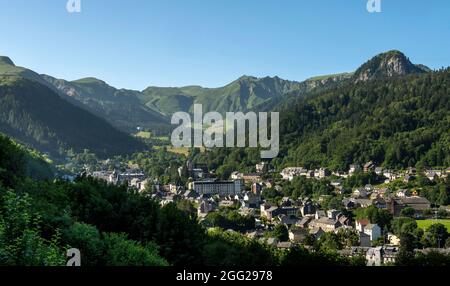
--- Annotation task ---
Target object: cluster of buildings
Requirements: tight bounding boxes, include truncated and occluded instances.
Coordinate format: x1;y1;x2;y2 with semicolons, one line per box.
74;156;449;266
89;169;148;191
280;167;331;181
281;163;449;183
342;185;432;217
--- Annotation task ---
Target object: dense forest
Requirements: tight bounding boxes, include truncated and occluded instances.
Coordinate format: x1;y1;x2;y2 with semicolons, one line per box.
277;68;450;170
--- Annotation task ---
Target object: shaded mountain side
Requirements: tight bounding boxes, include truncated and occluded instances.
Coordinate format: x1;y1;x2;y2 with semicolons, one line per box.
0;132;54;186
0;76;147;158
42;75;170;134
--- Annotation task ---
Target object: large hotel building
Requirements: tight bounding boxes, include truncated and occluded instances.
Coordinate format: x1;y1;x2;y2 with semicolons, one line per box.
190;180;242;196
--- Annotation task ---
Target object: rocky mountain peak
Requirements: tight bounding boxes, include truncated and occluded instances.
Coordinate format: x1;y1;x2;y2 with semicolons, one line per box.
353;50;429;82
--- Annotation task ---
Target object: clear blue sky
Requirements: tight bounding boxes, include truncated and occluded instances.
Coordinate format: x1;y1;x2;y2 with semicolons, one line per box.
0;0;449;90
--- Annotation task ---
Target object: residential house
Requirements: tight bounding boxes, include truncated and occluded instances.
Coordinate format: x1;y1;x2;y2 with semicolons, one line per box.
356;219;370;232
220;200;236;208
374;167;384;175
256;162;270;174
289;229;308;243
231;171;243;180
243;192;261;208
318;168;331;179
333;171;348;178
383;170;397;182
251;183;262;195
315;210;327;220
400;196;431;212
357;219;381;241
359;232;371;247
342;198;356;210
386;198;405;217
261;205;298;221
364;161;376;173
425;170;438;181
330;180;343;188
280;167;305;181
396;189;409;198
183;190;198;200
239;207;256;217
242;173;262;184
337;213;351;226
280;197;293;207
300;201;316;217
354;199;373;208
309;227;325;239
387;233;401;246
349;164;362;175
364;224;382;241
260;204;279;220
277;214;299;227
197;200;216;218
310;217;341;233
296;217;312;229
366;247;398;266
327;209;341;220
305;170;315;179
280;207;299;217
373;197;387;209
277;242;294;250
353;188;368;198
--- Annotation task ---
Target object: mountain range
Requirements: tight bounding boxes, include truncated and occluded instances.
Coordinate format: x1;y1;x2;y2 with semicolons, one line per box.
0;57;146;158
0;50;438;159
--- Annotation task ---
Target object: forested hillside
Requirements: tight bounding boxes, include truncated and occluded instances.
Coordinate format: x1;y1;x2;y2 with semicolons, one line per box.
0;76;146;158
191;68;449;173
42;75;169;134
278;68;450;170
0;133;367;266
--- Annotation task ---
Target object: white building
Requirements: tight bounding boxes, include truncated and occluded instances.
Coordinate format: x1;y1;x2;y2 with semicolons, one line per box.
280;167;305;181
364;224;382;241
357;220;381;241
366;246;398;266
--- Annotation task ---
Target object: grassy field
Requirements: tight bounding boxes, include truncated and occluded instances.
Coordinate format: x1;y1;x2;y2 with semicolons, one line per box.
416;219;450;231
153;145;205;156
135;131;152;139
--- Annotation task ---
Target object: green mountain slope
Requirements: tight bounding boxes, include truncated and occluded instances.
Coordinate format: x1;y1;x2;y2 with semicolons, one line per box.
279;68;450;170
0;132;54;184
0;57;59;89
190;51;442;172
0;75;146;158
140;76;305;115
42;75;169;133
